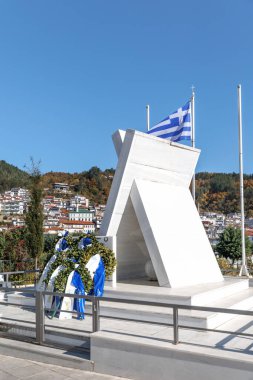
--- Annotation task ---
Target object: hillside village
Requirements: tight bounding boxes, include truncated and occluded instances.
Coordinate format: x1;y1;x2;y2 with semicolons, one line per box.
0;184;105;235
200;211;253;247
1;183;253;250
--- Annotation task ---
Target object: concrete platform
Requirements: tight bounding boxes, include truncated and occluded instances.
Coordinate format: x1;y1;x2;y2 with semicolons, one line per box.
104;277;249;305
1;292;253;379
91;327;253;380
7;277;249;307
87;287;253;329
91;312;253;380
5;278;253;329
96;277;252;328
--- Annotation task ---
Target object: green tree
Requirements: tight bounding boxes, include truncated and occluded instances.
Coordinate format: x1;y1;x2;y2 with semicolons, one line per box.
86;166;101;180
0;234;5;260
44;234;57;253
209;173;235;193
25;161;44;269
216;226;252;264
0;228;30;271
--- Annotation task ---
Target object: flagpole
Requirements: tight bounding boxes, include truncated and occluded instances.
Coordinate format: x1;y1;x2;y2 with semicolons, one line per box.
238;84;249;277
146;105;150;131
191;87;196;203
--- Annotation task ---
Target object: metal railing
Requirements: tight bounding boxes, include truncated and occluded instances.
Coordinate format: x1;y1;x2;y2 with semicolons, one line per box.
0;287;101;345
0;259;35;273
0;286;253;347
99;295;253;345
0;269;40;288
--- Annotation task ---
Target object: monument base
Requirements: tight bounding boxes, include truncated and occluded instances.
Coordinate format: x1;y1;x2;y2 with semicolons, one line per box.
91;277;252;329
91;327;253;380
91;277;253;380
7;277;253;330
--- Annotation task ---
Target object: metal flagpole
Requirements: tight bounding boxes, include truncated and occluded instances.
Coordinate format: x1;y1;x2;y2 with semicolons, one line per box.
191;87;196;203
238;84;249;277
146;105;150;131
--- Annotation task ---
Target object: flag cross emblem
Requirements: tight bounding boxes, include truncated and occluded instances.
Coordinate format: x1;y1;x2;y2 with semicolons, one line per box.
147;101;192;142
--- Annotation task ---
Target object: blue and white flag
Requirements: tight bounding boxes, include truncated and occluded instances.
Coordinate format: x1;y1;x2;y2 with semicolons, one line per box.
147;101;191;142
55;230;69;252
92;259;105;297
86;254;105;297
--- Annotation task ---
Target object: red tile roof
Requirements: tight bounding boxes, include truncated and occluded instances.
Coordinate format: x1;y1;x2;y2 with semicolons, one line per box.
61;220;95;226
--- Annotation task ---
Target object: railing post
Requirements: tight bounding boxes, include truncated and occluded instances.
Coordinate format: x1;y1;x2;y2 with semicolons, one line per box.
6;273;9;289
92;298;100;332
35;290;45;344
34;269;38;287
173;306;179;345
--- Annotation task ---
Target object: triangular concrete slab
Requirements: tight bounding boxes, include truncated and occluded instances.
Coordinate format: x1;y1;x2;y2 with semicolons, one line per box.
130;179;223;287
101;129;223;287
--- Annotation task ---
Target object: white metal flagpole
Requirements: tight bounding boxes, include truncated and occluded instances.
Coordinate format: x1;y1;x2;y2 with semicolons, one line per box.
146;105;150;131
238;84;249;277
191;87;196;203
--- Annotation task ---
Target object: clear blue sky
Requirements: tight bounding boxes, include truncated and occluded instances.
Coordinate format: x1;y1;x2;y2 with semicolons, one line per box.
0;0;253;174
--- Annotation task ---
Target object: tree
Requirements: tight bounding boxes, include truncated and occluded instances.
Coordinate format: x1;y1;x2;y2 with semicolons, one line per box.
86;166;101;180
44;234;57;253
0;228;30;272
25;161;44;269
209;173;235;194
244;187;253;217
216;226;252;264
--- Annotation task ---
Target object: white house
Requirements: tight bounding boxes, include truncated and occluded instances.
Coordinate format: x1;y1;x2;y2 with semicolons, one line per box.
59;219;95;234
68;210;95;222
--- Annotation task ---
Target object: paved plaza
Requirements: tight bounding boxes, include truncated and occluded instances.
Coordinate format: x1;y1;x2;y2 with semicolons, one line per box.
0;354;129;380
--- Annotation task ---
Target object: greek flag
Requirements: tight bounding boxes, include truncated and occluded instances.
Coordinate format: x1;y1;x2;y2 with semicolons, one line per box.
147;101;191;142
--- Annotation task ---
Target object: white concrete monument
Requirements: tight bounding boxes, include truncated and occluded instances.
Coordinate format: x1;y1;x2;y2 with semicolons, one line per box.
100;129;223;288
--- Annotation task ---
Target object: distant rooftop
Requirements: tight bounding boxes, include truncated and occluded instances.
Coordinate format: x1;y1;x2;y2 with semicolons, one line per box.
69;210;93;214
53;183;69;186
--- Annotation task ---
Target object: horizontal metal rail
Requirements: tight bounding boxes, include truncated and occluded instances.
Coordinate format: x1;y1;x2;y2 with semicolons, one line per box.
0;286;253;346
0;270;41;289
0;270;40;276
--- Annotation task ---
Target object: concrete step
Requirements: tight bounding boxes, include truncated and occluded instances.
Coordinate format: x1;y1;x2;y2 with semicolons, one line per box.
0;336;93;371
7;291;35;307
91;329;253;380
104;278;249;306
86;287;253;329
0;319;91;348
202;287;253;328
5;278;252;330
7;278;249;308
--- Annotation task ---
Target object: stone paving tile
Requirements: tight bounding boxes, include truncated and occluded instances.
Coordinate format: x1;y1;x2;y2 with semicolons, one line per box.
0;355;130;380
3;363;45;379
45;363;127;379
30;361;129;380
67;373;128;380
0;370;19;380
43;364;128;380
0;357;32;370
26;370;66;380
33;364;75;377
